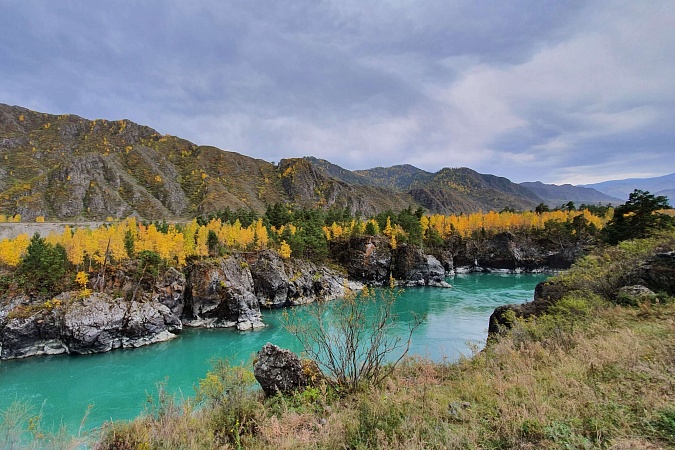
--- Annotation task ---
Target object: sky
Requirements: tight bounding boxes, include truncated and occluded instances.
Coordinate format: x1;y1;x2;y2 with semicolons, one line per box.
1;1;673;185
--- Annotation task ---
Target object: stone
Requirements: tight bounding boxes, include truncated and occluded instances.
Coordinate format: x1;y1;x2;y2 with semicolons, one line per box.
330;236;392;284
392;244;451;287
0;292;182;359
182;256;264;329
616;285;657;306
636;251;675;295
253;343;308;396
250;250;290;308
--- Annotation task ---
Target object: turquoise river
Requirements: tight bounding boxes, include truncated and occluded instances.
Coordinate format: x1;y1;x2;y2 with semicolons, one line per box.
0;272;548;433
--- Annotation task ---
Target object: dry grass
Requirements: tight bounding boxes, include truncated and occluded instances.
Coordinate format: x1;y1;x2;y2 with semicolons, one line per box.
241;301;675;450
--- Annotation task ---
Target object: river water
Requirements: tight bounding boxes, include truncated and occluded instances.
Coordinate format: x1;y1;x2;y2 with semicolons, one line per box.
0;272;547;433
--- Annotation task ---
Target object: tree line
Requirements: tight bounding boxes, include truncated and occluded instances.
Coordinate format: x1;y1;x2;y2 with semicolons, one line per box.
0;190;671;296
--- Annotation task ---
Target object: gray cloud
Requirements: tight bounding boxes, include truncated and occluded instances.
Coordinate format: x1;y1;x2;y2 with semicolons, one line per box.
1;0;673;184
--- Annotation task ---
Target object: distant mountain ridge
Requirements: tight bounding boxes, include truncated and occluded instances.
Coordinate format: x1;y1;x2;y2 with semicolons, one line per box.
520;181;622;207
581;173;675;202
305;157;542;214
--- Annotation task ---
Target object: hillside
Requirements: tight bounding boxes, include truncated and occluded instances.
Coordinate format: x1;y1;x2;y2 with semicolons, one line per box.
1;104;545;220
0;104;420;220
520;181;622;207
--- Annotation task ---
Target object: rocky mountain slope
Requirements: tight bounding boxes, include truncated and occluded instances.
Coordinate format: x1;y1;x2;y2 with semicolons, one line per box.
307;157;542;213
2;104;543;220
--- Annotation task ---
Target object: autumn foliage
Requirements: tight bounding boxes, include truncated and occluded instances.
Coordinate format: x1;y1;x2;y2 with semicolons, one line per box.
0;209;611;271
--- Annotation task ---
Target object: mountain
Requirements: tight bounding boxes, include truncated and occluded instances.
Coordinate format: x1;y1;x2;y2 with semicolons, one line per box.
654;189;675;204
581;173;675;201
407;167;541;214
520;181;622;207
0;104;542;220
308;158;542;213
354;164;435;191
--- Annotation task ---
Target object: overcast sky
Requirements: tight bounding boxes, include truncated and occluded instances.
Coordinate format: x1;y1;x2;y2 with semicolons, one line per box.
1;1;673;184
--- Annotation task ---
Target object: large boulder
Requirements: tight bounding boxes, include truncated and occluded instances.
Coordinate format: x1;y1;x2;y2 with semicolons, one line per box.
250;250;291;308
487;277;566;337
330;236;392;284
183;256;264;330
253;343;308;396
634;251;675;295
392;244;451;287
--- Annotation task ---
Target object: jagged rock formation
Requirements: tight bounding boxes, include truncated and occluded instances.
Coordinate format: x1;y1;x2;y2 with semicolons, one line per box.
450;231;583;272
0;250;364;359
250;250;360;308
329;236;393;284
182;256;264;330
0;292;181;359
330;236;451;287
253;343;309;396
391;244;450;287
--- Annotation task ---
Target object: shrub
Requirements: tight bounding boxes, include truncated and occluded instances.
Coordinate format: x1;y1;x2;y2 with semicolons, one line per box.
196;358;260;446
283;286;421;393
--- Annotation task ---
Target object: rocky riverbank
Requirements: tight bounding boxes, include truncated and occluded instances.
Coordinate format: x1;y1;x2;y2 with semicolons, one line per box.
488;247;675;337
0;233;582;360
0;249;364;359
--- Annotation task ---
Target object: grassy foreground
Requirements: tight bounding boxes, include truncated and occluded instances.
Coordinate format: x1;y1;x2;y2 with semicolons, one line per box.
3;235;675;449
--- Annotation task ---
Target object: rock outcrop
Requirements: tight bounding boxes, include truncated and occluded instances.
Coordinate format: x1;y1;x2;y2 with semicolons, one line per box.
634;251;675;295
250;250;363;308
253;343;308;396
452;232;583;272
330;236;451;287
330;236;392;284
0;250;364;359
0;292;181;359
392;244;451;287
182;256;264;330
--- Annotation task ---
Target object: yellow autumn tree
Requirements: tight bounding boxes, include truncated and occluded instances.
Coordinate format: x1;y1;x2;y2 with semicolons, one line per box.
0;234;30;267
254;218;269;250
278;240;292;259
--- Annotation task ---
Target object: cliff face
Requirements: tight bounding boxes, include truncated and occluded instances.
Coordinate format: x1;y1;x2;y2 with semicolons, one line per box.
329;236;451;287
0;292;181;359
182;256;264;330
